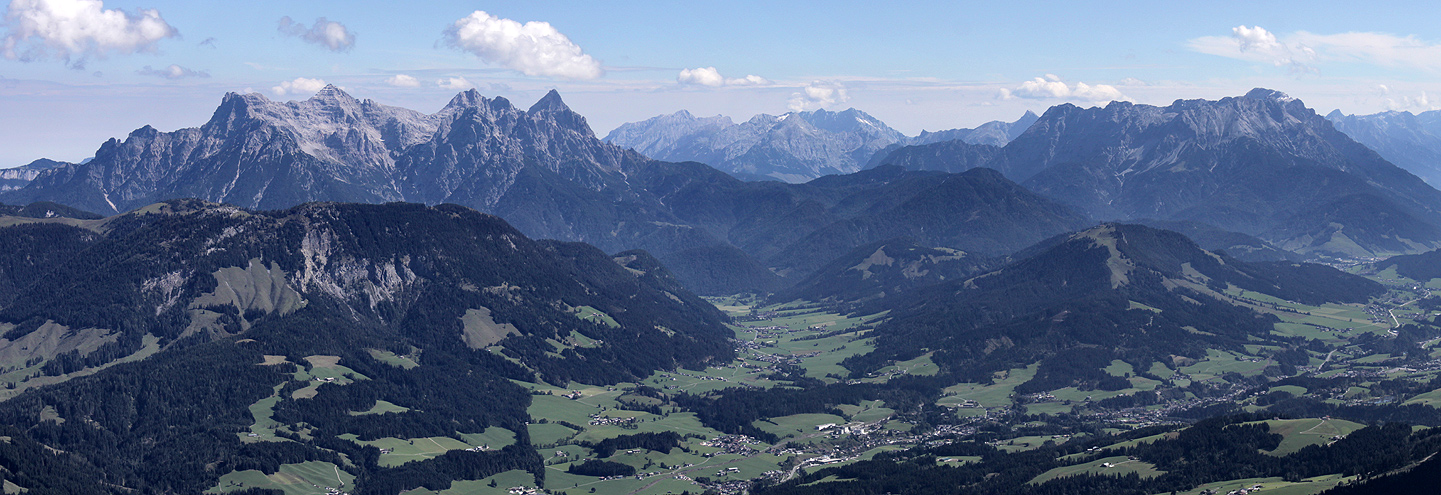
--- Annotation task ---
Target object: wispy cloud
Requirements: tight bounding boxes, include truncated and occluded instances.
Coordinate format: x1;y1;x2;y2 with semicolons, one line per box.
2;0;178;67
278;16;355;52
1191;25;1441;73
443;11;602;80
137;64;208;79
998;74;1129;102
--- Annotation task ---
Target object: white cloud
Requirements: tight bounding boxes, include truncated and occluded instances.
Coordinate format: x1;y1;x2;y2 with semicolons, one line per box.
1378;85;1440;112
677;66;770;87
278;16;355;52
385;74;419;87
2;0;178;66
998;74;1129;102
272;77;327;97
788;80;849;112
436;76;473;90
443;10;602;80
1188;25;1441;74
1118;77;1147;86
678;67;724;87
136;64;207;79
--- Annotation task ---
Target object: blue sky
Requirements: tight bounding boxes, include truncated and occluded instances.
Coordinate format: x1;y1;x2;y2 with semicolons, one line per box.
3;0;1441;165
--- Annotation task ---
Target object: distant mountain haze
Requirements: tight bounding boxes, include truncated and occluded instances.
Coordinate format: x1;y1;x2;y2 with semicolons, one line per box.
1328;108;1441;186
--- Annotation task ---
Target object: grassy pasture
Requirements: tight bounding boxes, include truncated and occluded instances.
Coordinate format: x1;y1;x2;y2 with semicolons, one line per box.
208;461;354;495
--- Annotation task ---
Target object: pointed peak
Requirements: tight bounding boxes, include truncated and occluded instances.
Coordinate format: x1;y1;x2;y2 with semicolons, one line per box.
671;109;694;119
1325;109;1345;120
445;88;485;109
528;89;570;113
311;84;356;102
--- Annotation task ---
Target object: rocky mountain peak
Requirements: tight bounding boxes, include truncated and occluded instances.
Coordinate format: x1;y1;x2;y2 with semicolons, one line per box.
527;89;593;136
1244;87;1295;102
444;89;485;110
528;89;570;114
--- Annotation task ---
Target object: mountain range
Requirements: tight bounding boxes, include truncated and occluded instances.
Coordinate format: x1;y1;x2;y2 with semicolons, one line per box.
603;108;906;182
862;111;1038;170
1327;109;1441;186
8;86;1441;293
862;89;1441;258
0;89;1090;295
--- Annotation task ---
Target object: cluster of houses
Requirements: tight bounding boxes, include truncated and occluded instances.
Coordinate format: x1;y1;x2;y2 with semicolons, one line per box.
587;413;639;427
701;434;762;456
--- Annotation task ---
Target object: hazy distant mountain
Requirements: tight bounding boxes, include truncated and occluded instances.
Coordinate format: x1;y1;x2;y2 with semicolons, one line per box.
863;111;1038;169
1327;109;1441;186
629;164;1091;283
604;108;906;182
864;140;1001;173
0;158;69;192
987;88;1441;257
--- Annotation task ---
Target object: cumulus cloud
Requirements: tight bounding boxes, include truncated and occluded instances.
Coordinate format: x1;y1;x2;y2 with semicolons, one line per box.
677;67;723;86
677;66;771;87
436;76;473;90
998;74;1129;102
136;64;207;79
272;77;327;96
2;0;178;66
788;80;849;112
278;16;355;52
443;11;602;80
385;74;419;87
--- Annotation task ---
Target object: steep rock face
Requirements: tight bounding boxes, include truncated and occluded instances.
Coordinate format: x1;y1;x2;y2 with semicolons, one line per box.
7;86;429;213
604;108;905;182
987;89;1441;256
0;158;70;192
5;88;652;221
2;88;714;265
1328;109;1441;186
